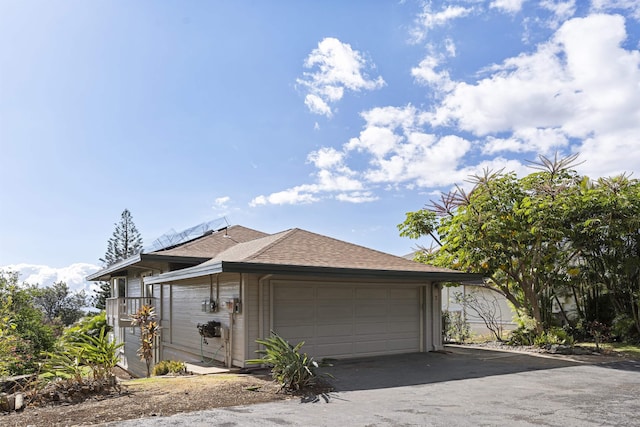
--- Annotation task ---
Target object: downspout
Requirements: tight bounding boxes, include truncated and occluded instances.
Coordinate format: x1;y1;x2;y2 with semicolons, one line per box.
209;274;213;307
227;273;242;368
434;283;443;351
208;274;220;312
228;311;234;368
216;274;220;311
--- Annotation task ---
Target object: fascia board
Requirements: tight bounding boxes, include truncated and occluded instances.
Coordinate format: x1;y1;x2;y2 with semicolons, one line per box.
143;261;224;284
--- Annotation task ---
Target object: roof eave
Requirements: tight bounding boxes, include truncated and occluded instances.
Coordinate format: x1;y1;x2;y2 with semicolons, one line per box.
221;262;483;282
86;254;143;281
143;260;483;284
85;254;211;281
143;261;224;284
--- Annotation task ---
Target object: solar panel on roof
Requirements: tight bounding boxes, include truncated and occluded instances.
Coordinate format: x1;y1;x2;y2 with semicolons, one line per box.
144;217;229;253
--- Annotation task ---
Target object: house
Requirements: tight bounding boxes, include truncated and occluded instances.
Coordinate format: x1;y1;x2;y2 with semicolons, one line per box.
442;285;517;337
402;252;516;338
87;223;481;377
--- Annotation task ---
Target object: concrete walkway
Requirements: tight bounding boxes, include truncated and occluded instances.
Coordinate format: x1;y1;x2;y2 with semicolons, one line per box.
110;346;640;426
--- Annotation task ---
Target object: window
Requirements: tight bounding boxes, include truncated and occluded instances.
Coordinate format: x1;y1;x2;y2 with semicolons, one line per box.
113;277;126;298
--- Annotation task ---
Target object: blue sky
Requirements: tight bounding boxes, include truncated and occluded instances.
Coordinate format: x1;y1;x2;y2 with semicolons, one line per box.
2;0;640;293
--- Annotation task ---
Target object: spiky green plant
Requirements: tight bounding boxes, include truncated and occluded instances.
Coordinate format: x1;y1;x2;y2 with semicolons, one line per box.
43;326;123;385
247;331;323;392
42;347;86;383
76;326;123;382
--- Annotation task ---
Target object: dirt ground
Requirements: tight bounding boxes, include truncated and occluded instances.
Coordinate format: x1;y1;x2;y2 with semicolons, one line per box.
0;372;289;427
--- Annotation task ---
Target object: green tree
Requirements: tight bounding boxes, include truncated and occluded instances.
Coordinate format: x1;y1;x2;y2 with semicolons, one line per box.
93;209;143;309
33;281;87;326
399;155;582;334
0;277;17;377
0;270;55;374
567;175;640;338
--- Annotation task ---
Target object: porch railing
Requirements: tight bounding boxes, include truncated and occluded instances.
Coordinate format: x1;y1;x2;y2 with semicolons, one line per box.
106;297;157;328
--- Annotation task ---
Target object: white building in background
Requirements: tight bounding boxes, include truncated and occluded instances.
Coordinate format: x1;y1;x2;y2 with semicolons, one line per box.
442;284;517;338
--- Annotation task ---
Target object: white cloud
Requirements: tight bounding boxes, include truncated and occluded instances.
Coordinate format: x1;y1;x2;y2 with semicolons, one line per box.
250;104;479;207
335;191;378;203
411;4;473;43
482;128;569;154
490;0;526;13
250;147;364;206
591;0;640;19
411;54;455;92
540;1;576;27
2;263;100;294
344;106;460;187
444;38;457;57
212;196;231;216
297;37;385;117
304;94;332;117
250;186;320;206
214;196;230;206
427;14;640;177
251;10;640;209
307;147;344;169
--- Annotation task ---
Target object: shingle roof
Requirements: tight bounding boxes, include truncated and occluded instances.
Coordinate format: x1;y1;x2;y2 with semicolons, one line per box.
151;225;269;258
202;228;459;274
90;223;480;283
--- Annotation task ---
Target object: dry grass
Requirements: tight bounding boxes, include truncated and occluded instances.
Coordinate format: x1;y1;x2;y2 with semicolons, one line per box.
1;373;288;427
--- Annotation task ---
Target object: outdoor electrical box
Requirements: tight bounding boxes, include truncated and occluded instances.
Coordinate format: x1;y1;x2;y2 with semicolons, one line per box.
201;298;217;313
226;298;241;313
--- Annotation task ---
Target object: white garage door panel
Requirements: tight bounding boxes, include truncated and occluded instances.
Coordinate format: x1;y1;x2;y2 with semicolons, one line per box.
317;287;353;299
273;283;421;359
317;304;352;321
317;342;353;355
355;303;388;317
389;288;419;298
355;287;388;299
317;323;354;336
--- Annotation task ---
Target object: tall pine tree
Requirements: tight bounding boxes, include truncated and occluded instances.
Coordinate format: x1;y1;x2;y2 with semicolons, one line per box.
93;209;143;309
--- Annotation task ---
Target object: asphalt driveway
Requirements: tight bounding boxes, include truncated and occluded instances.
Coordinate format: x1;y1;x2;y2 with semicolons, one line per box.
111;346;640;426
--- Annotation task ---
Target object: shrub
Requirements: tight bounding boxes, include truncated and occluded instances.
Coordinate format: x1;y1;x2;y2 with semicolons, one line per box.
246;332;326;392
508;326;537;346
62;312;110;344
534;327;575;347
443;310;471;343
152;360;187;376
507;313;538;346
44;327;123;384
611;315;638;342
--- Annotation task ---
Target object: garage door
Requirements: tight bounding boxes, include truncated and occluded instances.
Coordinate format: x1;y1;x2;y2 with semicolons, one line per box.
272;282;421;359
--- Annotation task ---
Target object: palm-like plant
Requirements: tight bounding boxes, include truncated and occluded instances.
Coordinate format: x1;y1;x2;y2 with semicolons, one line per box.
131;305;160;378
247;331;324;392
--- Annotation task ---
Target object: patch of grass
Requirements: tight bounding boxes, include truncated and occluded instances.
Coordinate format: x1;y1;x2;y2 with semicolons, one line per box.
125;374;238;387
466;332;510;343
578;342;640;359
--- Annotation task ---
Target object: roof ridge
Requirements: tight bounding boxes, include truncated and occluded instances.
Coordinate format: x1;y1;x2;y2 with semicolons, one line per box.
243;228;297;261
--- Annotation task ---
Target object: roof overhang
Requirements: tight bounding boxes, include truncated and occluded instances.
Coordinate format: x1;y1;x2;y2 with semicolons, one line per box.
143;260;484;285
86;253;211;281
